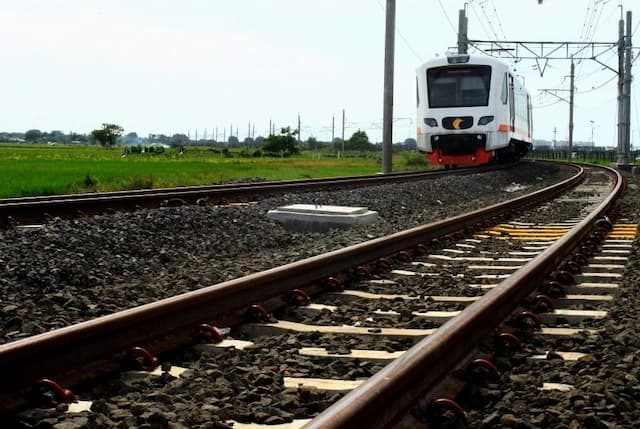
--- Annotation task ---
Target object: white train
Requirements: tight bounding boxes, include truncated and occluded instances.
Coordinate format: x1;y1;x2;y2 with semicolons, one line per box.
416;54;532;167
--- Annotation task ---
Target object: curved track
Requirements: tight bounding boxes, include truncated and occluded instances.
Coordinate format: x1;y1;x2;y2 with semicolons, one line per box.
4;163;628;427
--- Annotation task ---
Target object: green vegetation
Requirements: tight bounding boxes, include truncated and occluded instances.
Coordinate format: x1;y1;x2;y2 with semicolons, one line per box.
91;123;124;149
0;144;431;198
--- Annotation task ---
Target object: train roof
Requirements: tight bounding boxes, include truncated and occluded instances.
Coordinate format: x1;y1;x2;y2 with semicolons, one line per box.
416;54;513;72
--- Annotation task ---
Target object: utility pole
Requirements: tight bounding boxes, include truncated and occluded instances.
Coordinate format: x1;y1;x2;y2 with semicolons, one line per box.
553;127;557;149
269;118;272;136
382;0;395;173
617;12;626;165
252;125;255;138
215;126;218;141
298;113;301;144
622;10;633;165
331;114;335;145
590;120;595;146
568;59;575;160
458;8;468;54
247;122;251;140
341;108;345;153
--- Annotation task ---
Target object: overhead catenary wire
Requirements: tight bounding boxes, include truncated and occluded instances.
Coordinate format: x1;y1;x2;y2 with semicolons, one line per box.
533;99;564;109
436;0;458;36
468;3;493;41
488;0;507;40
375;0;423;62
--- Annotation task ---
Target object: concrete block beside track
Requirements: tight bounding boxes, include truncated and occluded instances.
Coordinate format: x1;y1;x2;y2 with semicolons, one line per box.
267;204;378;232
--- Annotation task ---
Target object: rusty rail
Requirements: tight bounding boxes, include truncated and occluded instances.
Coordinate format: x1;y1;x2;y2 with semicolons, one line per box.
0;165;500;226
0;163;582;414
304;164;622;428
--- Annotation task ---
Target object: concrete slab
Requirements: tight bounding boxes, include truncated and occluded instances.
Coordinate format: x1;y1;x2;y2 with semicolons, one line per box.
267;204;378;232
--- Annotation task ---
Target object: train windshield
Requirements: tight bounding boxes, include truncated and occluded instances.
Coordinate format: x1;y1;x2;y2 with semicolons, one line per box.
427;66;491;108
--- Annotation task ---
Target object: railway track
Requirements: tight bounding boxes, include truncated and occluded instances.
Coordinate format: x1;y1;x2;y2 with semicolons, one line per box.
0;165;500;228
5;162;630;427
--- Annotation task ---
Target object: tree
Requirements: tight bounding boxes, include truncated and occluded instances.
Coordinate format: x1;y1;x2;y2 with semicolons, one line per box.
171;134;189;147
402;138;417;149
91;123;124;148
346;130;372;151
261;127;299;156
25;129;42;143
307;136;320;151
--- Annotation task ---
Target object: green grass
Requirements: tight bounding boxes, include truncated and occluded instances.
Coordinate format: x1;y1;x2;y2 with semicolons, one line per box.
0;144;431;198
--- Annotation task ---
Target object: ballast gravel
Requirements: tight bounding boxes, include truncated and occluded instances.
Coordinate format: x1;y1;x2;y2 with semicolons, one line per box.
6;162;640;428
0;162;572;343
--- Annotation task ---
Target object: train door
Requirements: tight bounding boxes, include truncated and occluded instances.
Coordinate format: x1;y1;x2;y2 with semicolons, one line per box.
508;74;515;132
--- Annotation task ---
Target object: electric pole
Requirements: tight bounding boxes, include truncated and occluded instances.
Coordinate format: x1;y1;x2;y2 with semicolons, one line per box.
382;0;395;173
458;8;468;54
298;113;301;144
332;114;335;145
341;108;345;153
617;13;625;165
569;59;575;159
622;10;633;165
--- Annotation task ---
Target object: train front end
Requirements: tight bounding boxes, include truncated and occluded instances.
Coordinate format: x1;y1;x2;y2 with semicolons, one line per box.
416;55;509;167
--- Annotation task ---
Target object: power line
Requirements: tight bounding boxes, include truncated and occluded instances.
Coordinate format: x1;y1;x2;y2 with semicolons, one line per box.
576;74;618;94
436;0;457;35
474;0;501;40
533;99;564;109
375;0;423;62
489;0;507;39
468;3;493;40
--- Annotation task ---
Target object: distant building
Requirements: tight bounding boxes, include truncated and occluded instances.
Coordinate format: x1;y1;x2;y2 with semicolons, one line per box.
533;139;594;149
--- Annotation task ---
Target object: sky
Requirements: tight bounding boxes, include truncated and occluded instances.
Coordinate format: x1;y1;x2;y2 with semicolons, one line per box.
0;0;638;147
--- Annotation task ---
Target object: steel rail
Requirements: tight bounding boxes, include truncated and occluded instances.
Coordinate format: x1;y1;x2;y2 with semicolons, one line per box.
0;165;501;226
0;164;582;413
305;165;622;429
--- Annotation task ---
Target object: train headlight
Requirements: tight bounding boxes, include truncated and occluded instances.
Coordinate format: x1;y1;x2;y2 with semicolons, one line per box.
478;116;494;126
424;118;438;127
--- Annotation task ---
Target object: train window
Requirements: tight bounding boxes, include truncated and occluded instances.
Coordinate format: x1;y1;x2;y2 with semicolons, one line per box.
427;66;491;108
501;73;508;104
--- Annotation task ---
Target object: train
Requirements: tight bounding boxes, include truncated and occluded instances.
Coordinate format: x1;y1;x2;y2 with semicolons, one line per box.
416;54;533;167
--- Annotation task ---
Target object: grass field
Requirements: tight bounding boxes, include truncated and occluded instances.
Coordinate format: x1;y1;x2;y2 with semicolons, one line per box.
0;144;431;198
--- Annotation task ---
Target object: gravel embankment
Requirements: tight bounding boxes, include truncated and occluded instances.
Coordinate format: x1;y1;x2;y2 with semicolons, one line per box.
0;162;571;343
10;162;640;428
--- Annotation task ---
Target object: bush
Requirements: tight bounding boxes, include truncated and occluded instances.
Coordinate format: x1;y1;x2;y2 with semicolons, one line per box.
83;173;99;190
404;153;430;167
